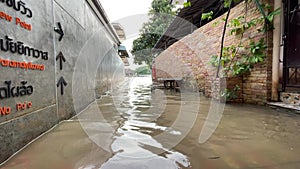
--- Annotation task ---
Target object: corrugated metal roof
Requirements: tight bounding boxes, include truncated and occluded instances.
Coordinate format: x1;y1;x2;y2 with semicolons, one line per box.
153;0;239;50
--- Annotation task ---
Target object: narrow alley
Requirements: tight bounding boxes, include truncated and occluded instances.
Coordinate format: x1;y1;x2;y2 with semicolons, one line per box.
1;77;300;169
1;0;300;168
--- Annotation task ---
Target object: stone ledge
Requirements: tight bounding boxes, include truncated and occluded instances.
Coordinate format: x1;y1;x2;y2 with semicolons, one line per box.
280;92;300;105
268;102;300;112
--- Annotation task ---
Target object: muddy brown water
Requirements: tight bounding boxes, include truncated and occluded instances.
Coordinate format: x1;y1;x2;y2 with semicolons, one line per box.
1;77;300;169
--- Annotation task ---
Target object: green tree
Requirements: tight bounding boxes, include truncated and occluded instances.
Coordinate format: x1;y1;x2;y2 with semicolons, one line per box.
131;0;176;66
135;66;151;75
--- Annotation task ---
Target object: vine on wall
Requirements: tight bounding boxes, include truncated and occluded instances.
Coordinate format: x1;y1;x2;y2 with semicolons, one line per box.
206;0;280;100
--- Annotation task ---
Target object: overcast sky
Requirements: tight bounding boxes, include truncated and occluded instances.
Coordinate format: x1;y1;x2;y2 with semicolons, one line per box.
100;0;152;22
100;0;153;69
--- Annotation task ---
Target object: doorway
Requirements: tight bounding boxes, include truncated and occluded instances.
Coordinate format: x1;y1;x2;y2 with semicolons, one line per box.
283;0;300;91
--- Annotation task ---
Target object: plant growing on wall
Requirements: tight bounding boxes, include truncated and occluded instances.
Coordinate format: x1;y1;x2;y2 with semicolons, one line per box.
181;0;280;100
212;0;280;76
211;38;267;77
221;85;241;100
206;0;280;100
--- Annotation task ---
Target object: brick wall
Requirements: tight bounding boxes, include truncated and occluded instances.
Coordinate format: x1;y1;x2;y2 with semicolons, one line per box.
154;1;273;104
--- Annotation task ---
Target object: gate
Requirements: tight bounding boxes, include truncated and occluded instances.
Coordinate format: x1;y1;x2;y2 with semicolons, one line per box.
283;0;300;90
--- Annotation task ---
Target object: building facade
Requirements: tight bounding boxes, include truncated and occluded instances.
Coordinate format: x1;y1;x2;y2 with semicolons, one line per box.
0;0;125;163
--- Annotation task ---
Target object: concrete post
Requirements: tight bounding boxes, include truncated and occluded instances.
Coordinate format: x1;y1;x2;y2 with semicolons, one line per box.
271;1;282;101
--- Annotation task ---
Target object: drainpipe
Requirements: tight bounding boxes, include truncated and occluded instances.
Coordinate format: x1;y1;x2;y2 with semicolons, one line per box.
271;1;282;101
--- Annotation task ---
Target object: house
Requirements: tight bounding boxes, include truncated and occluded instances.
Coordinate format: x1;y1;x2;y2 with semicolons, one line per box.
112;23;130;66
112;23;126;42
152;0;300;107
118;45;130;66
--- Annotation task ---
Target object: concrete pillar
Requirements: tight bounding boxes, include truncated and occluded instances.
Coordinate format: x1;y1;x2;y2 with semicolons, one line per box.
271;1;282;101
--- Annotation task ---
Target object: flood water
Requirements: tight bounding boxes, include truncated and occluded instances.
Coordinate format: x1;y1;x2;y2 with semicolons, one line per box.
1;76;300;169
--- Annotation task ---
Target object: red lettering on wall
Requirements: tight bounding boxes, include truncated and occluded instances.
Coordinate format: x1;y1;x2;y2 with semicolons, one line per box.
0;57;45;71
0;11;12;22
0;11;33;30
0;106;11;116
16;101;33;111
27;102;32;108
15;17;32;31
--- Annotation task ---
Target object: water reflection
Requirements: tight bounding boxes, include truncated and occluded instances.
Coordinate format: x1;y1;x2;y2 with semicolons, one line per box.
2;77;300;169
101;76;190;169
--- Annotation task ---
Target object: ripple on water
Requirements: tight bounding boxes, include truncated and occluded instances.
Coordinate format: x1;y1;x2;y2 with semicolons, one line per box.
100;77;191;169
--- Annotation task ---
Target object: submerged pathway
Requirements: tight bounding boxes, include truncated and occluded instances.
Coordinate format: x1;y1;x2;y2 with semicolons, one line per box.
1;77;300;169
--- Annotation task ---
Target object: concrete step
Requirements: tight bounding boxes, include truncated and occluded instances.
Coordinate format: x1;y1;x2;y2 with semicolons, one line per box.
268;92;300;112
280;92;300;105
268;102;300;112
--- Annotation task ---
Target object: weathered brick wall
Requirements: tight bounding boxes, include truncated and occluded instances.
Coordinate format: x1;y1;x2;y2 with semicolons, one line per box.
154;41;207;91
154;1;273;104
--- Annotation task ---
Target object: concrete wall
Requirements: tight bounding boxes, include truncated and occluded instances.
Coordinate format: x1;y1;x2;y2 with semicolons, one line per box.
0;0;125;163
154;1;273;104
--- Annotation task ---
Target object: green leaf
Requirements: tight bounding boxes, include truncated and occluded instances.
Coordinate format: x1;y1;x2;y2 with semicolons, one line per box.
212;21;220;27
201;11;213;21
254;0;267;19
132;0;176;66
183;1;191;7
266;8;281;22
